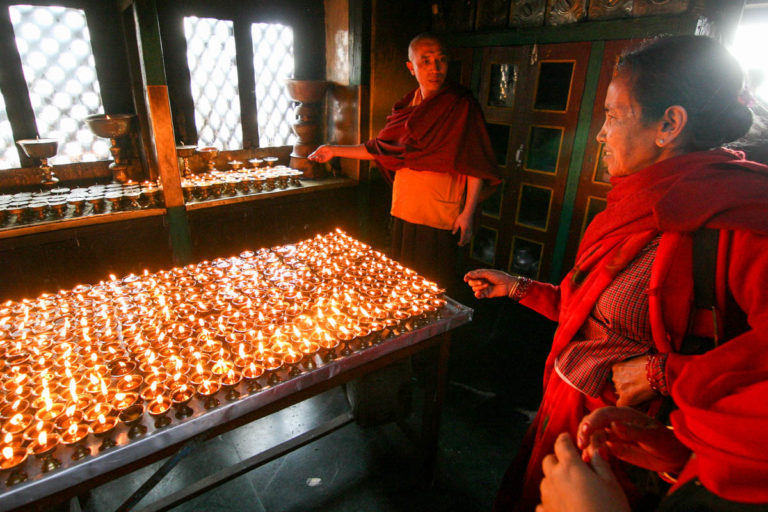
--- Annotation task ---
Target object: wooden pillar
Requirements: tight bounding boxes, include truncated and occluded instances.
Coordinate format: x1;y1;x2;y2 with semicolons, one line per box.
130;0;193;265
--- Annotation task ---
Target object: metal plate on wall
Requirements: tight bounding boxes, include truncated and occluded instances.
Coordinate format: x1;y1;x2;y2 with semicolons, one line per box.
476;0;510;29
588;0;633;20
509;0;546;27
546;0;587;26
633;0;689;17
440;0;478;32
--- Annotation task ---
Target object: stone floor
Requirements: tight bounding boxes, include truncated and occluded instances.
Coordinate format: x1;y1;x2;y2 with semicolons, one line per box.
68;286;557;512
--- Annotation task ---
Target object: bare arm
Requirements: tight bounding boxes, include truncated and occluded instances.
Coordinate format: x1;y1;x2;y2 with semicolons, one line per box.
308;144;375;163
452;176;483;246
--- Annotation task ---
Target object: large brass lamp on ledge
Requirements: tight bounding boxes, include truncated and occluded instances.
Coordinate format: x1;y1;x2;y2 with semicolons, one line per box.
285;79;328;178
85;113;136;183
16;138;59;187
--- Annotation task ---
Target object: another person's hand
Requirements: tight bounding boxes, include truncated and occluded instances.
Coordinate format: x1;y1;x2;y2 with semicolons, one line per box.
308;145;335;163
577;406;691;474
463;269;516;299
611;355;656;406
451;210;474;246
537;433;630;512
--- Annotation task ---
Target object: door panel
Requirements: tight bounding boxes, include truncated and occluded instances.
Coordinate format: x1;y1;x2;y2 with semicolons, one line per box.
470;42;592;281
561;39;642;274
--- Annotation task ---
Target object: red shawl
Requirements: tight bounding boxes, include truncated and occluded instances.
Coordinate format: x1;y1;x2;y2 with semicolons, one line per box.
547;148;768;385
508;148;768;510
671;332;768;502
364;83;501;187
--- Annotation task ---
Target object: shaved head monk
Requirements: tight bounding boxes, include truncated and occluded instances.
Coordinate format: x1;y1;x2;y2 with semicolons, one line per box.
310;33;500;288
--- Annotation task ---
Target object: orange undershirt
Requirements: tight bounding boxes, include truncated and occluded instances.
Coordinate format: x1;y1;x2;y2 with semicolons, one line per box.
389;88;467;230
391;169;466;230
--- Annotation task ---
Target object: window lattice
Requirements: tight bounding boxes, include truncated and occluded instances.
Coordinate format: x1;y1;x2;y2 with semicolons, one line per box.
0;93;20;169
9;5;110;164
252;23;295;147
184;16;242;150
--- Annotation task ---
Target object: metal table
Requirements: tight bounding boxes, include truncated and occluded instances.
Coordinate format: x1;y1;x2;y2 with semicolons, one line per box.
0;298;472;512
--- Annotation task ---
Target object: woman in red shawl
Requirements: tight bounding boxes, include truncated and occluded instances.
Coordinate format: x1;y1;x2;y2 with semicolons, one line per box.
465;35;768;511
536;328;768;511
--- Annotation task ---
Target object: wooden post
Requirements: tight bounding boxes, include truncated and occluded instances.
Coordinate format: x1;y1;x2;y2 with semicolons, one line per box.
130;0;193;265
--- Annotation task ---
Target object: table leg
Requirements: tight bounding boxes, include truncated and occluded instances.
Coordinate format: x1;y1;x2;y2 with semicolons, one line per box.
420;332;451;487
114;434;206;512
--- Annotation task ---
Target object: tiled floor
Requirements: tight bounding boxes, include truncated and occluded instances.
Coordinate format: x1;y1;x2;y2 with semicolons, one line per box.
71;290;556;512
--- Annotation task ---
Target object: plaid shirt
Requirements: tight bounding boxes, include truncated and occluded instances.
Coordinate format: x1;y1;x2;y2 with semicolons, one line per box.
555;235;660;397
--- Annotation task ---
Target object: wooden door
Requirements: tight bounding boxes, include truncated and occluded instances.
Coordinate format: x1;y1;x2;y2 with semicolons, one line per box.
469;42;592;281
560;39;642;275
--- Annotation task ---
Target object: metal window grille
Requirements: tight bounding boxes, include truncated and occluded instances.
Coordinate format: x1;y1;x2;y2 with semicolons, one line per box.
183;16;242;150
251;23;295;147
0;93;19;169
9;5;110;164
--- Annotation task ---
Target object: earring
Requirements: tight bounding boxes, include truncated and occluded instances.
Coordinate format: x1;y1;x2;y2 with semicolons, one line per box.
657;138;665;146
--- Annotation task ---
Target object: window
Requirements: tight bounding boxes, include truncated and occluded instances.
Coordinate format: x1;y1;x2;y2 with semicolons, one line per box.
730;22;768;104
7;5;109;165
184;16;242;150
182;16;295;149
251;23;294;147
0;94;18;169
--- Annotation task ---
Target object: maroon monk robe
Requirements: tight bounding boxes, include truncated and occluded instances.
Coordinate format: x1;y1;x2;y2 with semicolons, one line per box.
364;82;501;191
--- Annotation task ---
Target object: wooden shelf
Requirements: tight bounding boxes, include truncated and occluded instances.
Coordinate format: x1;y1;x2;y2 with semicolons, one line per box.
0;208;166;240
183;177;358;211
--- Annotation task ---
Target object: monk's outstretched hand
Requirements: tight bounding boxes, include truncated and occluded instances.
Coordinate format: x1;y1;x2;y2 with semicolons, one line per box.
308;145;334;163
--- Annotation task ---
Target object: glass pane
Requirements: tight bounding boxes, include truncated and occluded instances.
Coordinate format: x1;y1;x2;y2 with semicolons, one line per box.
470;226;498;265
525;126;562;173
534;61;574;111
0;93;20;169
184;16;242;150
252;23;295;147
509;237;542;279
488;63;518;108
481;181;504;218
593;143;610;183
516;184;552;230
9;5;109;163
583;197;607;233
485;123;509;165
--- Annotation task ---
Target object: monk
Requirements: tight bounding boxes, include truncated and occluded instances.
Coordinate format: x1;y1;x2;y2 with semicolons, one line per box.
309;32;499;287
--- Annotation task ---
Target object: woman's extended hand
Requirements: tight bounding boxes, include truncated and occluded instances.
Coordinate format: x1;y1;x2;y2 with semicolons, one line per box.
611;355;656;407
463;269;515;299
576;407;690;474
537;433;630;512
308;145;335;163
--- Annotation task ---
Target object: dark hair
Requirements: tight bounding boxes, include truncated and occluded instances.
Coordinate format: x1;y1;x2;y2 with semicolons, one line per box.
616;35;753;151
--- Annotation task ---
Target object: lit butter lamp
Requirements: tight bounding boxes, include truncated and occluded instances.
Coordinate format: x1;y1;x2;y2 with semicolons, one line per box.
91;412;118;451
241;360;264;394
220;368;242;402
29;430;61;473
196;377;221;410
171;384;195;419
147;395;172;429
1;443;29;486
60;422;91;461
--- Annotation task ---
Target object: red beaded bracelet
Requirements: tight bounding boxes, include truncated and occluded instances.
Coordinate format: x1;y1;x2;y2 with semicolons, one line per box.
646;353;669;396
